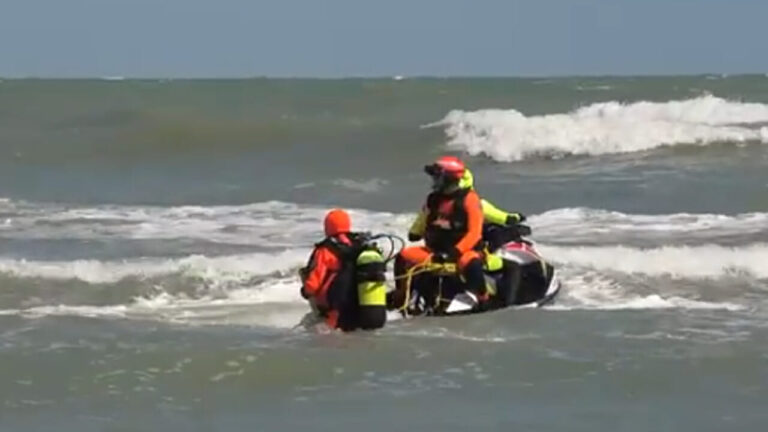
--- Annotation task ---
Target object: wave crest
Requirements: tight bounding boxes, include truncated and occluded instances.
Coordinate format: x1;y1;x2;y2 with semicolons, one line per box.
541;243;768;279
0;250;308;284
426;96;768;161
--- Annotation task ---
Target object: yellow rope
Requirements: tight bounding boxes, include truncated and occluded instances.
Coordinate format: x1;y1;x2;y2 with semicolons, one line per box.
395;258;459;315
394;243;551;315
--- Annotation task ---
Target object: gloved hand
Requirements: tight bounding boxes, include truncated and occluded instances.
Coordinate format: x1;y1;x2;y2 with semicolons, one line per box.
408;232;423;242
300;286;310;300
506;213;526;225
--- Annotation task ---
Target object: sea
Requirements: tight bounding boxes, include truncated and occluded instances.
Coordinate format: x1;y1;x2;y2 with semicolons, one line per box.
1;76;768;431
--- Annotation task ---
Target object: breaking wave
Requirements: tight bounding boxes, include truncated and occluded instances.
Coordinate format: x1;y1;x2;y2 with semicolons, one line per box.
0;250;309;284
426;96;768;161
1;199;764;326
552;271;744;312
0;199;412;247
530;207;768;246
541;243;768;280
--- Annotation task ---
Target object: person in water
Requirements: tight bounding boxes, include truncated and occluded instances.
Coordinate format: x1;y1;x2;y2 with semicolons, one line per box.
392;156;488;307
300;209;387;331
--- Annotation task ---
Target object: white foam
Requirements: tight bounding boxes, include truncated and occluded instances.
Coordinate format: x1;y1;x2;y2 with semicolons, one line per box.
10;304;130;319
0;251;748;326
575;85;614;91
540;243;768;280
0;200;413;246
8;199;764;249
0;275;311;327
386;327;535;343
6;200;726;257
550;270;744;311
551;295;743;311
293;182;316;189
530;207;768;241
3;199;765;326
426;96;768;161
0;249;310;284
332;178;389;193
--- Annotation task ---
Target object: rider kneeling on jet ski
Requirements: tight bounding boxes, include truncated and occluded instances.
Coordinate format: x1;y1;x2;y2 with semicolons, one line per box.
391;156;488;308
300;209;387;331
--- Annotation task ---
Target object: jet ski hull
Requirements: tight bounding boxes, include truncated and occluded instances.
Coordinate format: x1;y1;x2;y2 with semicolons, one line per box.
400;239;561;317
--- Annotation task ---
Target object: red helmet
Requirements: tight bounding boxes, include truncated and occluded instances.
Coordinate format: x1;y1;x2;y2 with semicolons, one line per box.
424;156;466;180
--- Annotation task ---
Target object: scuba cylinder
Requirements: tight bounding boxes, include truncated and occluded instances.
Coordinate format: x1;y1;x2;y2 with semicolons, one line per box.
355;248;387;329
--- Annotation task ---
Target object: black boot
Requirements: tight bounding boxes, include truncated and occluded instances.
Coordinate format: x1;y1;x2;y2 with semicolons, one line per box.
463;258;487;299
387;255;408;310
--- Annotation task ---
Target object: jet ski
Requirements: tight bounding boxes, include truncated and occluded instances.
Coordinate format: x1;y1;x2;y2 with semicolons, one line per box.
395;224;561;317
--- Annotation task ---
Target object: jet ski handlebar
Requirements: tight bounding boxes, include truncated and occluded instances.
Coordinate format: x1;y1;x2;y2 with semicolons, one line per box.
482;223;533;252
515;224;532;237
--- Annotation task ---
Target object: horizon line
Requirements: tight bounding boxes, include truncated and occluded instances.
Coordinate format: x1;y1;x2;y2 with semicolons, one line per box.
2;72;768;81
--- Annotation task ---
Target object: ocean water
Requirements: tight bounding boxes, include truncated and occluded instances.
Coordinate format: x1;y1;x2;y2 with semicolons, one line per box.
1;76;768;431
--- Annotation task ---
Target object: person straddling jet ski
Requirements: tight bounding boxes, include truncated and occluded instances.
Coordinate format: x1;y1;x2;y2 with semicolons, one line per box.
390;156;489;309
458;167;530;307
299;209;388;331
389;157;528;310
457;168;526;228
